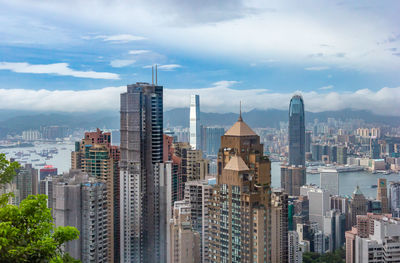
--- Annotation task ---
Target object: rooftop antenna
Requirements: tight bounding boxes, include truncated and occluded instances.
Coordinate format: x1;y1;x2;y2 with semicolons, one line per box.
239;101;243;121
155;64;158;85
152;65;154;85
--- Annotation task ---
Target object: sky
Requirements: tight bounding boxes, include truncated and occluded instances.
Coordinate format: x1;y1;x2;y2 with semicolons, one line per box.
0;0;400;115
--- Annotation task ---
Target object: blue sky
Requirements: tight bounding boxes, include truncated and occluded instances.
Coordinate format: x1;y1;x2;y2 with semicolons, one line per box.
0;0;400;114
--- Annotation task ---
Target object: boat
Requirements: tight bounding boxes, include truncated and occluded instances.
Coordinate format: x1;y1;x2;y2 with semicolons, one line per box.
371;185;378;188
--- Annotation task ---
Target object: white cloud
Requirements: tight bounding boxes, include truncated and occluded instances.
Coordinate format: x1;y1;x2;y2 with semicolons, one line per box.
305;66;330;71
129;50;150;55
0;84;398;115
319;85;333;90
0;62;119;79
83;34;146;43
143;64;182;71
110;59;136;68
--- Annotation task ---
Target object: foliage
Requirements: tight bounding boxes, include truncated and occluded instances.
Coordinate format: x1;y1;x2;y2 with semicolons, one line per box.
0;153;80;262
303;248;345;263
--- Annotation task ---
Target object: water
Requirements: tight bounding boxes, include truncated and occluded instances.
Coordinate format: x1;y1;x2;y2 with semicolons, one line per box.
271;162;400;198
0;142;75;174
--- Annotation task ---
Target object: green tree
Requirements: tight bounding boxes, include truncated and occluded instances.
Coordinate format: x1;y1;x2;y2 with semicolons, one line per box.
0;153;80;262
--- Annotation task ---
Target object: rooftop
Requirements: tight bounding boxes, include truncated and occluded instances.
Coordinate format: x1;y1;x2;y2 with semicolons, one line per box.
224;155;249;171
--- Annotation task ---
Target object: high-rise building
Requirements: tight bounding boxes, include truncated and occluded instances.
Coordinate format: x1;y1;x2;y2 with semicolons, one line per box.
271;189;289;263
300;185;330;231
52;170;109;262
71;128;120;263
389;182;400;217
282;95;306;195
349;186;367;227
330;196;351;230
14;163;38;204
377;178;389;214
288;95;305;166
208;113;272;262
370;138;381;159
39;165;58;180
173;142;209;182
169;200;201;263
184;179;213;263
190;94;200;150
323;209;345;252
346;216;400;263
292;195;309;229
120;82;164;263
200;127;225;156
320;169;339;196
337;146;347;165
288;231;303;263
305;130;312;153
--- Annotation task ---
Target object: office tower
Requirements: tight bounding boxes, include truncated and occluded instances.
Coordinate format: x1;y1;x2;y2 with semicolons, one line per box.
337;146;347;165
14;163;38;204
288;95;305;166
281;165;306;196
282;95;306;196
184;179;213;263
158;162;172;263
71;128;120;263
169;201;201;263
377;178;389;214
271;189;289;263
320;169;339;196
349;186;367;227
292;195;309;228
208;113;272;263
288;231;303;263
390;182;400;217
300;185;330;231
39;175;57;209
173;142;209;182
53;170;108;262
331;196;351;230
346;216;400;263
311;144;319;161
305;130;312;153
370;138;380;159
329;146;337;163
164;134;184;202
39;165;57;180
200;127;225;156
190;94;200;150
120;82;164;263
323;209;345;252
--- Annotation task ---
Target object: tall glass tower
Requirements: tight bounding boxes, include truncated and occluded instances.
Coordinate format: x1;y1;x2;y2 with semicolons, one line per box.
120;83;164;263
190;94;200;150
288;95;305;166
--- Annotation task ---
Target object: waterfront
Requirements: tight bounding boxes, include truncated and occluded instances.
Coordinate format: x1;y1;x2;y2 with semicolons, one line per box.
271;162;400;198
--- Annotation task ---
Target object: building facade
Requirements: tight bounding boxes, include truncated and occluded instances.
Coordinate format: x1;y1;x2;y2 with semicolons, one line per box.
190;94;200;150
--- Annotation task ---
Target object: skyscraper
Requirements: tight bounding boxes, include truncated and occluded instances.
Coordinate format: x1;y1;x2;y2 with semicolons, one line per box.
377;178;389;214
71;128;120;262
349;186;367;227
281;95;306;195
190;94;200;150
271;189;289;263
320;169;339;196
289;95;305;166
208;113;272;262
120;82;164;263
390;182;400;217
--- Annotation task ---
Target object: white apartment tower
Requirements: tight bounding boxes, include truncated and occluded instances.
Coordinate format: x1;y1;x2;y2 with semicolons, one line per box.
190;94;200;150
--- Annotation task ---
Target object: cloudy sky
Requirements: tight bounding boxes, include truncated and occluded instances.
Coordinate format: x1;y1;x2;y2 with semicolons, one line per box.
0;0;399;114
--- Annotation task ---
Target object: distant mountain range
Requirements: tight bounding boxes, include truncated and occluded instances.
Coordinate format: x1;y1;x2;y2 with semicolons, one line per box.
0;108;398;138
165;108;400;128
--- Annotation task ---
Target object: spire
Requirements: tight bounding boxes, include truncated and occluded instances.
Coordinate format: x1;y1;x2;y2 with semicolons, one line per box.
238;101;243;122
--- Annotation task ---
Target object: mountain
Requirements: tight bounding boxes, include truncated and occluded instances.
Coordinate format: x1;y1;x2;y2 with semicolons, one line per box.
164;108;400;128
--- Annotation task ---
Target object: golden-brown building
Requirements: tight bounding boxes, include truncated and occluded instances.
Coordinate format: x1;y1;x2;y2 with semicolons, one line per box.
208;114;272;263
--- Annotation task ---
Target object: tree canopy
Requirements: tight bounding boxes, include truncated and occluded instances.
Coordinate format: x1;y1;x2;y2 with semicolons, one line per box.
0;153;80;262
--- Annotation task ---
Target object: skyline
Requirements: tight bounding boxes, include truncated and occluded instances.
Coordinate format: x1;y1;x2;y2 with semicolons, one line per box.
0;0;400;114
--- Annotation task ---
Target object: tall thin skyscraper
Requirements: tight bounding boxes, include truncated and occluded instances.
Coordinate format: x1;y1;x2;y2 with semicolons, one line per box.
190;94;200;150
120;82;164;263
281;95;306;196
289;95;305;166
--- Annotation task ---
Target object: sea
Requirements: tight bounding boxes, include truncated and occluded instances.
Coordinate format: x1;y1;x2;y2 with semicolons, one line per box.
2;142;399;199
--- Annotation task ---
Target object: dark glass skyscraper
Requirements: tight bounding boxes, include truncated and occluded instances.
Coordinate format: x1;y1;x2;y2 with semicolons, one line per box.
281;95;306;196
288;95;305;166
120;83;164;263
